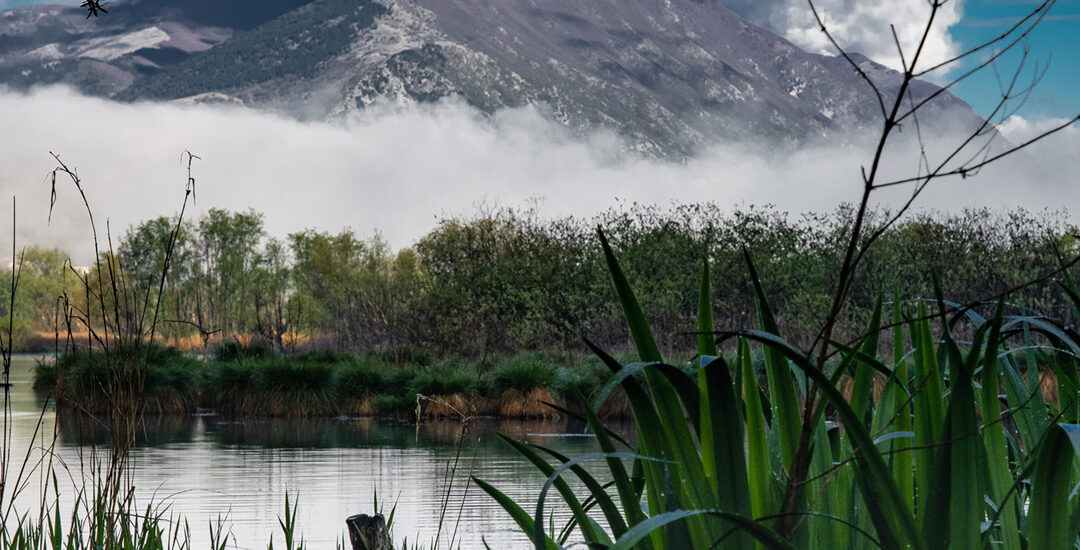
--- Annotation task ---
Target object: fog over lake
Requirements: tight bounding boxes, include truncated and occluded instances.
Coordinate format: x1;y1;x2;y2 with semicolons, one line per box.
0;86;1076;264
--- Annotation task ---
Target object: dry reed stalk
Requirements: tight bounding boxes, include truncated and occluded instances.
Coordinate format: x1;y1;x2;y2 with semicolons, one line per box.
417;393;472;419
497;388;561;418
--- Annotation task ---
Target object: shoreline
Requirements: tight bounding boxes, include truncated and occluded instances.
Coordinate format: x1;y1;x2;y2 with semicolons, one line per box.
31;347;646;419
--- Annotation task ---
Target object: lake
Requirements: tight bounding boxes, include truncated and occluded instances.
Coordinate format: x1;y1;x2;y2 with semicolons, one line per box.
3;356;630;549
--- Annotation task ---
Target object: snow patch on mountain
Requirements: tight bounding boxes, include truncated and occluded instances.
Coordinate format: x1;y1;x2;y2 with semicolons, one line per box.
77;26;170;61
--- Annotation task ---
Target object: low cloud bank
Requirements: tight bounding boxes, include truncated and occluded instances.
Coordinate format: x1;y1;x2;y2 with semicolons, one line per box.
0;86;1076;263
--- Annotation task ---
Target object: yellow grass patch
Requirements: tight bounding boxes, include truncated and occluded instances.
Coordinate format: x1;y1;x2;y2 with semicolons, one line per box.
497;388;561;418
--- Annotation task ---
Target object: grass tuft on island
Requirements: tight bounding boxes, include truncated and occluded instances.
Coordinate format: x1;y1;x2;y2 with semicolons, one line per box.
33;345;637;419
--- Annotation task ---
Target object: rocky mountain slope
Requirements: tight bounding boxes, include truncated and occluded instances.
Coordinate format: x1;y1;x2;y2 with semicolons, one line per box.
0;0;983;157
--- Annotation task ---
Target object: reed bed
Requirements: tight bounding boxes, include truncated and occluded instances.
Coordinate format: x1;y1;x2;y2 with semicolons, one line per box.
478;229;1080;549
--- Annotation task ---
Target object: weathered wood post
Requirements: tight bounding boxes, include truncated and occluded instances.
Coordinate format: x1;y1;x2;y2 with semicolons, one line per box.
346;513;391;550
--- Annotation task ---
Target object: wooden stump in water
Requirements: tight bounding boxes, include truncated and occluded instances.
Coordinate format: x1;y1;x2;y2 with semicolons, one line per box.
346;513;391;550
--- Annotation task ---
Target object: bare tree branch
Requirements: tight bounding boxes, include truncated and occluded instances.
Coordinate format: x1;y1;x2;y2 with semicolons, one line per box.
807;1;888;119
914;0;1054;77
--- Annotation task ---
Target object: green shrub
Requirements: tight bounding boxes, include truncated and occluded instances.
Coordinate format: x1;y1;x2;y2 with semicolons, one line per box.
372;393;412;414
45;345;200;414
408;360;474;395
32;359;56;390
253;359;332;392
293;349;354;364
549;358;611;401
490;352;557;393
331;357;391;400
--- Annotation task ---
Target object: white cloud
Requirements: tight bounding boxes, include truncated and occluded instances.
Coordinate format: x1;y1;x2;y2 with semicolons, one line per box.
0;86;1075;265
766;0;964;74
998;114;1080;143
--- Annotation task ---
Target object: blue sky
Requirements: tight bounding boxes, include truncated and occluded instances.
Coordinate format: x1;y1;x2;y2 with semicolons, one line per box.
0;0;73;8
0;0;1076;121
950;1;1080;120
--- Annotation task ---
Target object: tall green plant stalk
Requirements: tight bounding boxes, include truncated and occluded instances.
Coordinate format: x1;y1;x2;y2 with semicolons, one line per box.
482;231;1080;548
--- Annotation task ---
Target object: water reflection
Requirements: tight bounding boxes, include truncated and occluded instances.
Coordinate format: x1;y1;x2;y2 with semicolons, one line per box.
5;357;635;549
56;412;198;447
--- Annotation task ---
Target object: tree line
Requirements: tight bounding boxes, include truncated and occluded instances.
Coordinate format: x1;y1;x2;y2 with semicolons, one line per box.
1;203;1074;357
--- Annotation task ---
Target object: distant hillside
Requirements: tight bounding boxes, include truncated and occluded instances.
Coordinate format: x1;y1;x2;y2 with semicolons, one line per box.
0;0;985;157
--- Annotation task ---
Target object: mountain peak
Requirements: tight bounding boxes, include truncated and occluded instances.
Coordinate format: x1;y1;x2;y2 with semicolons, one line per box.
0;0;983;158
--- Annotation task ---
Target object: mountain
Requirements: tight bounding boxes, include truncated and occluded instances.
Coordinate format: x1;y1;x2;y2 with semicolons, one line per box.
0;0;313;95
0;0;983;158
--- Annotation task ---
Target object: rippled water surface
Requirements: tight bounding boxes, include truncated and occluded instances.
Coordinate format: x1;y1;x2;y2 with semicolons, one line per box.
4;357;630;549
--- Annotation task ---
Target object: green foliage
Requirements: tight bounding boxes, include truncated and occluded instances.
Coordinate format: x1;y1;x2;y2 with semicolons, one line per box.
41;347;633;417
481;232;1080;549
201;355;336;416
331;356;391;400
408;360;475;396
0;488;326;550
490;352;558;393
11;205;1076;359
46;345;201;414
197;208;267;337
118;216;197;341
0;245;83;350
549;357;612;402
290;229;421;352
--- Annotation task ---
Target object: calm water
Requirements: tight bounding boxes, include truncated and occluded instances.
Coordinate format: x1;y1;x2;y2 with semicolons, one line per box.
3;356;630;549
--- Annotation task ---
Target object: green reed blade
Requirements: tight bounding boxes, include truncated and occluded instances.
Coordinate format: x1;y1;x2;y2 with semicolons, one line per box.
735;329;925;550
849;299;882;426
472;477;559;550
532;444;629;540
910;304;944;527
598;228;660;363
698;252;717;357
699;356;752;549
607;509;793;550
599;227;719;546
740;339;776;524
1028;424;1080;550
494;433;605;546
743;249;801;476
979;299;1022;550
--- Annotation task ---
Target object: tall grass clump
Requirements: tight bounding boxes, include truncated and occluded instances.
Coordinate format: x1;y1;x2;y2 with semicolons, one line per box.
331;355;392;415
37;152;202;547
46;345;200;415
489;352;559;418
200;351;344;416
252;357;336;417
213;340;273;362
411;360;477;418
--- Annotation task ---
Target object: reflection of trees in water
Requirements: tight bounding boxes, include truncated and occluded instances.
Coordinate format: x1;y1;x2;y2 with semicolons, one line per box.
53;413;636;451
201;417;554;448
56;412;197;447
204;417;384;448
202;416;638;450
